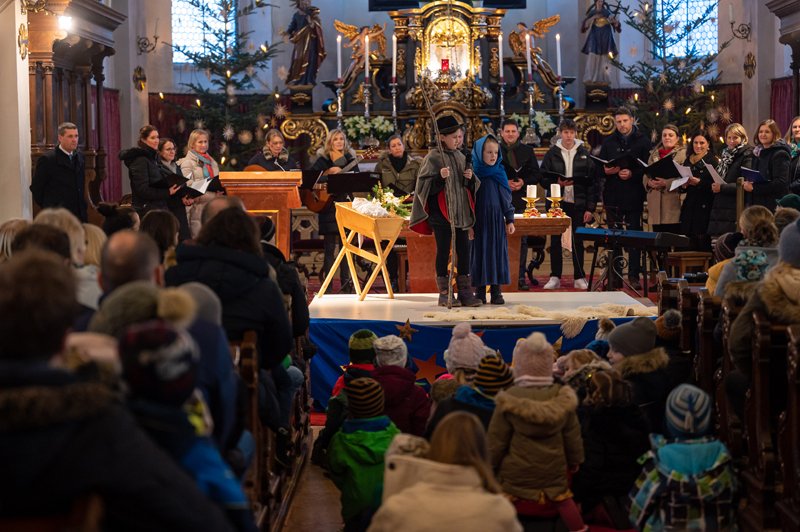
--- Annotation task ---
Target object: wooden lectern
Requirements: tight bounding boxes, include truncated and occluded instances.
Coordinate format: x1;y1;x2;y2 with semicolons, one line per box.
219;170;302;259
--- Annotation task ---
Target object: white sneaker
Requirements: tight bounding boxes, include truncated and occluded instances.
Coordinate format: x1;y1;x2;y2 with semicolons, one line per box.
543;276;561;290
574;278;589;290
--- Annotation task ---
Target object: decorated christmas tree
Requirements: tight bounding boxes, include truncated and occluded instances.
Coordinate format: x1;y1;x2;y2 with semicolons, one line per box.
170;0;281;169
611;0;732;143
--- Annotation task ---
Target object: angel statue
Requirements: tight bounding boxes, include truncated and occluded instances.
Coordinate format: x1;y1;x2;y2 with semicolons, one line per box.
284;0;326;86
581;0;621;84
508;15;561;92
334;20;387;90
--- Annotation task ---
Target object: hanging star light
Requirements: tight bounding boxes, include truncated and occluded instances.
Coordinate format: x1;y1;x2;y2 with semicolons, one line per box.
658;72;667;83
706;124;720;139
663;98;675;112
277;65;289;82
706;109;720;123
273;103;289;119
223;124;235;140
719;107;733;123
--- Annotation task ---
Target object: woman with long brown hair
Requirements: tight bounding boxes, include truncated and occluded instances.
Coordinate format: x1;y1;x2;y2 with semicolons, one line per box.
119;125;182;215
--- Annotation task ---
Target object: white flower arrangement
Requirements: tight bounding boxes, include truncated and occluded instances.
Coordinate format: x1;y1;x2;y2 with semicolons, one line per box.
508;112;557;136
343;116;372;141
370;183;410;218
371;116;395;141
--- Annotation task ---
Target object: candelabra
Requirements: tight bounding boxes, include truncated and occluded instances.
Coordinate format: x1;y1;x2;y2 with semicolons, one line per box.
390;80;398;131
363;79;371;120
498;80;506;118
524;79;540;146
336;81;344;131
547;196;564;218
556;77;565;121
523;197;540;218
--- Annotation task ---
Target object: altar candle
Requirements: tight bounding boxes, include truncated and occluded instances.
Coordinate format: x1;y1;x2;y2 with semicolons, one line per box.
729;3;734;21
337;35;342;81
527;185;537;199
555;33;562;77
550;184;561;197
365;35;370;81
498;33;504;81
525;33;532;80
392;34;397;82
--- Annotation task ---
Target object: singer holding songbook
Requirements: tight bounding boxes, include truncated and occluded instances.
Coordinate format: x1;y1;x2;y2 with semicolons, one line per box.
708;123;754;237
679;132;716;251
247;129;300;171
746;119;790;212
157;138;192;241
643;124;686;235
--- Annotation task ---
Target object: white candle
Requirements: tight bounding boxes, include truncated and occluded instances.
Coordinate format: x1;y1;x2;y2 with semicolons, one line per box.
550;184;561;197
365;35;370;81
527;185;537;199
555;33;562;77
337;35;342;81
498;33;504;81
525;33;532;79
154;17;159;36
729;3;734;20
391;34;397;82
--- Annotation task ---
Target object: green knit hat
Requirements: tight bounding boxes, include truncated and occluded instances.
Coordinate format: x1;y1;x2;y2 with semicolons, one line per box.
346;377;385;419
474;354;514;396
348;329;378;363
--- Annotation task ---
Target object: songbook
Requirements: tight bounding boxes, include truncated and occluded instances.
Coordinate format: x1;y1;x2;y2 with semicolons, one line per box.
643;156;687;181
668;165;695;191
741;167;766;184
704;162;727;185
589;152;645;170
541;170;569;183
184;177;212;198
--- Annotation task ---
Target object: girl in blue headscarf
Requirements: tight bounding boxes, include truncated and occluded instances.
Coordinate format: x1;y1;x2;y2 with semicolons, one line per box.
470;135;516;304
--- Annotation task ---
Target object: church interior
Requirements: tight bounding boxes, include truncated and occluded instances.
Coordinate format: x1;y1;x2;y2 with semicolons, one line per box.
2;0;800;531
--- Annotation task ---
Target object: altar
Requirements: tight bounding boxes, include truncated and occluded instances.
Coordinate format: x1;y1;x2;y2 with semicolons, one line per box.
401;215;570;293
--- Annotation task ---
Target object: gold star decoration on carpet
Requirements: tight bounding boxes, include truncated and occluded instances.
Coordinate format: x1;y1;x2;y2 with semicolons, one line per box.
412;354;445;386
396;319;418;342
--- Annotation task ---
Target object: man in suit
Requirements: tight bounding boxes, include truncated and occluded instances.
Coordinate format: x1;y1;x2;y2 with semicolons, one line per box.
499;118;542;290
30;122;87;222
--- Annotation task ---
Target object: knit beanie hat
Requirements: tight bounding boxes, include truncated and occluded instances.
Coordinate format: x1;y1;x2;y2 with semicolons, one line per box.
665;383;712;438
119;320;199;406
474;354;514;396
779;219;800;268
607;317;657;358
349;329;378;364
713;232;744;262
373;335;408;367
180;282;222;326
89;281;196;337
346;377;385;419
443;323;486;374
778;193;800;211
512;332;555;384
655;309;682;342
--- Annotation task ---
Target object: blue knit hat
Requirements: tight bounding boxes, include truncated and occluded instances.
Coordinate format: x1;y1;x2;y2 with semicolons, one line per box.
665;383;712;438
780;219;800;268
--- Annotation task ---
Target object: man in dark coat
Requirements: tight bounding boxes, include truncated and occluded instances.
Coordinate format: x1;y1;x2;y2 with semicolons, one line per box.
499;118;542;290
596;108;652;290
0;249;235;531
30;122;88;222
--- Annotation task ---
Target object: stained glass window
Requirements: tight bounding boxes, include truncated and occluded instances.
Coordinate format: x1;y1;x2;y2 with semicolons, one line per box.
658;0;718;57
171;1;235;63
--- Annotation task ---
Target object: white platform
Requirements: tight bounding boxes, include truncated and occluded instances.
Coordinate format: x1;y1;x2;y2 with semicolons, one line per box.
310;291;653;327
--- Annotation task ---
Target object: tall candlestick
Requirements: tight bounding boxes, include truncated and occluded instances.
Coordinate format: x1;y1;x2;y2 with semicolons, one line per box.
365;35;370;81
498;33;504;81
337;35;342;81
555;33;562;77
729;2;734;20
525;33;532;80
550;184;561;198
391;34;397;82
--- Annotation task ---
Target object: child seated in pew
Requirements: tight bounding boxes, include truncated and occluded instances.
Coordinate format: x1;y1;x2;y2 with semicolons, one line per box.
629;384;736;531
714;206;778;297
329;377;400;531
331;329;378;397
706;231;743;294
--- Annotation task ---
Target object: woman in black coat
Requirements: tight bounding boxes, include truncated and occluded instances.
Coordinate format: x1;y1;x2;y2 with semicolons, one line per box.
746;119;790;211
680;132;716;251
708;123;754;237
119;125;182;215
785;116;800;194
247;129;300;171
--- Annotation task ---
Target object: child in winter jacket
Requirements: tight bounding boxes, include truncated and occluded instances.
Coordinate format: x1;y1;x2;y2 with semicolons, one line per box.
331;329;378;397
487;332;586;532
629;384;737;531
329;377;400;531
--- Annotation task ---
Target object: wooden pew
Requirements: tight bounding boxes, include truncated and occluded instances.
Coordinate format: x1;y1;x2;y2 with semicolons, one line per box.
678;280;700;356
740;311;789;531
778;325;800;531
695;289;722;396
0;494;102;531
657;271;680;315
715;294;746;458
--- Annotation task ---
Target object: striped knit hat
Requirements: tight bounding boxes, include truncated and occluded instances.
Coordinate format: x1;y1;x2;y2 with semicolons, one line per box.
349;329;378;364
666;383;712;438
474;354;514;396
346;377;385;419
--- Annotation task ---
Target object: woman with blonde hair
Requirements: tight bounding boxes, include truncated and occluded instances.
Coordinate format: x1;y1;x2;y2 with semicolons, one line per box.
708;123;754;236
82;222;107;267
310;128;359;290
180;129;224;237
0;218;30;263
746;118;790;211
786;116;800;194
248;129;299;171
369;412;522;532
643;124;686;234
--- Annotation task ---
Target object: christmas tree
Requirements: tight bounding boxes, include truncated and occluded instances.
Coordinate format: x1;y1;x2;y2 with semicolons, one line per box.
170;0;281;169
610;0;732;143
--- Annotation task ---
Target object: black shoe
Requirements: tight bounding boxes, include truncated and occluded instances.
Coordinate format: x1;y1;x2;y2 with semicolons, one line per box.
628;276;642;291
517;279;530;291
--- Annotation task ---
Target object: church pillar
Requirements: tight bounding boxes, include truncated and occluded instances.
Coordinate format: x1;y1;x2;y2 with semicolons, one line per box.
0;0;33;219
767;0;800;116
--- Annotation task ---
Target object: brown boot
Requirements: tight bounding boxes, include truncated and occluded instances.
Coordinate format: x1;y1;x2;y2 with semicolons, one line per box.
456;275;482;307
436;276;460;307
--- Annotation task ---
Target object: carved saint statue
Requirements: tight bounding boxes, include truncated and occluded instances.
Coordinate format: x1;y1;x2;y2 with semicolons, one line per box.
333;21;387;90
581;0;621;84
285;0;326;86
507;15;560;91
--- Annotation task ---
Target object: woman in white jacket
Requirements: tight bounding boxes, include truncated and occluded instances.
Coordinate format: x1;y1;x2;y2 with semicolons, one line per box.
180;129;222;237
369;412;521;532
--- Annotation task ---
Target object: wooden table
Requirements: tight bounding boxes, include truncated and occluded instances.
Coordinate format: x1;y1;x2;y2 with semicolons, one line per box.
401;216;571;293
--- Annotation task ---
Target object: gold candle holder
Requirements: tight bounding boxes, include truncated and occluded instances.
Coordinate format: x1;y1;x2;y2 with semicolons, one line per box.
547;197;565;217
523;197;540;218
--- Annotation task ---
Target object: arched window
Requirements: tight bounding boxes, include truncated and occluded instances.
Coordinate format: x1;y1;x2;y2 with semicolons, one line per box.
658;0;718;57
171;0;236;63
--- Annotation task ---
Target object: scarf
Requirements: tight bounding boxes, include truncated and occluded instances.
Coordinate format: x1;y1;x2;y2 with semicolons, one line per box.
790;142;800;160
717;144;744;178
192;150;216;180
388;152;408;173
472;135;511;193
658;147;673;159
262;145;289;165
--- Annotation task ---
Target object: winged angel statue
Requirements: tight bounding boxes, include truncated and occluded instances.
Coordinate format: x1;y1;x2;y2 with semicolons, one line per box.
508;15;561;92
333;20;387;90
